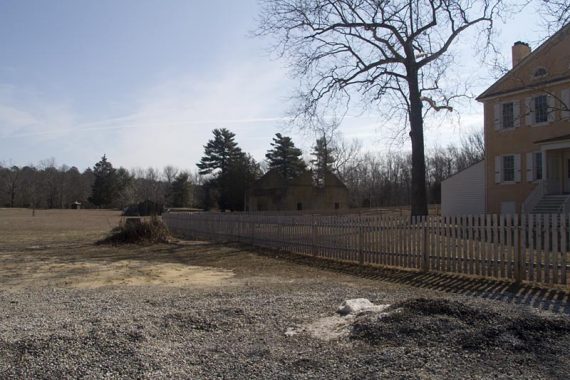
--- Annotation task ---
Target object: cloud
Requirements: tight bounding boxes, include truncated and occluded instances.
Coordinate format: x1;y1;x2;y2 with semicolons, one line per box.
0;59;483;171
89;60;294;168
0;85;76;141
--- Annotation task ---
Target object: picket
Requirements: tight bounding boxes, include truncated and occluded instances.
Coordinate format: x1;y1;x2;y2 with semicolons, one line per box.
162;212;570;288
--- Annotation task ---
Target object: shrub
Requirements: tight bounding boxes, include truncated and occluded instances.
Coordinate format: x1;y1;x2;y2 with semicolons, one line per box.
98;217;170;245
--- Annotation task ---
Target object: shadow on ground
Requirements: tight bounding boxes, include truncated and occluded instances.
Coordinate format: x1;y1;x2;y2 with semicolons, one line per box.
215;242;570;315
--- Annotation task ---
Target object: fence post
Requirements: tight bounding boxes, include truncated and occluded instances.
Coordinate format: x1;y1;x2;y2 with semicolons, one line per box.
218;213;222;243
311;214;317;256
358;215;364;265
422;216;429;272
251;217;255;245
514;214;521;284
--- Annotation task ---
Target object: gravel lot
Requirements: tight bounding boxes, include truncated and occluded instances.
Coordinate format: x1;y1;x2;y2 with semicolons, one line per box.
1;209;570;379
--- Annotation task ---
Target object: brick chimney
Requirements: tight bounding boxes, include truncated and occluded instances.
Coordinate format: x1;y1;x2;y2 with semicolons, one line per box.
512;41;531;68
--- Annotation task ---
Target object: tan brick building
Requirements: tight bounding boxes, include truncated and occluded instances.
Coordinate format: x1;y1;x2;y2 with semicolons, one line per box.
477;23;570;214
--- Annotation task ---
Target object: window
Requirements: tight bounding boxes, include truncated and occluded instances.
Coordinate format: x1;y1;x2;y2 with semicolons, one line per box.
334;202;340;210
535;95;548;123
534;152;543;180
503;155;515;182
502;102;514;129
534;67;547;78
297;202;303;211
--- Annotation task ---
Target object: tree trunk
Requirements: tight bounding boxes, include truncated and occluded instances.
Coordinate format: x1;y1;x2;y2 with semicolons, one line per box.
9;184;15;208
407;65;428;217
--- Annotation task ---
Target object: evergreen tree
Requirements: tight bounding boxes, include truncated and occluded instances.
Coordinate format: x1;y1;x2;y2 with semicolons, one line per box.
197;129;260;211
197;128;244;176
169;172;192;207
89;155;115;207
311;136;336;186
265;133;306;180
88;155;131;208
218;154;261;211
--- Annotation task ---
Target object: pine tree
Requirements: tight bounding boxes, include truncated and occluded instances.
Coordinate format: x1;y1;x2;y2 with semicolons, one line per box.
265;133;306;180
218;154;262;211
88;155;116;207
197;129;244;176
88;155;132;208
197;129;260;211
311;136;336;186
169;172;191;207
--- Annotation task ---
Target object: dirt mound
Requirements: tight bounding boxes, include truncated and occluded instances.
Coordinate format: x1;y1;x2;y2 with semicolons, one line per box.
98;218;170;245
350;298;570;353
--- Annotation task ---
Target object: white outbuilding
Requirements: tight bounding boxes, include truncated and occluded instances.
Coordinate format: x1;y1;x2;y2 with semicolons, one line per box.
441;160;486;216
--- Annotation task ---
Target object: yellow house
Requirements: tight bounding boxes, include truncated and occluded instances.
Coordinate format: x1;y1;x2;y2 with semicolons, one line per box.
476;23;570;214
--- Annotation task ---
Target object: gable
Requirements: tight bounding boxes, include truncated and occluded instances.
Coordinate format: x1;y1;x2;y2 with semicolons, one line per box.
251;169;287;190
323;171;348;189
477;23;570;101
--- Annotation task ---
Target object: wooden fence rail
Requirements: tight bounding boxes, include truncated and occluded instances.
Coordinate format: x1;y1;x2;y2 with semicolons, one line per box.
163;212;570;288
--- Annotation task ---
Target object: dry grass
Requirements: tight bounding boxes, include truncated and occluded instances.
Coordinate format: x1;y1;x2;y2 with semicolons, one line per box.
0;208;360;290
0;208;121;245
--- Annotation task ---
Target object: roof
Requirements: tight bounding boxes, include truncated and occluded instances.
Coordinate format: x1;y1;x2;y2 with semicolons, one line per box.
441;159;484;183
534;134;570;144
477;22;570;101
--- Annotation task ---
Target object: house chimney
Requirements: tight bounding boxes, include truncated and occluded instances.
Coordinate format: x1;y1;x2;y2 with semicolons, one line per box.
512;41;531;68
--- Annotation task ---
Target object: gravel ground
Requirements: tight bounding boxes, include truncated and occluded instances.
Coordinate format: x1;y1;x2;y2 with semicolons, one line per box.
1;273;570;379
1;209;570;379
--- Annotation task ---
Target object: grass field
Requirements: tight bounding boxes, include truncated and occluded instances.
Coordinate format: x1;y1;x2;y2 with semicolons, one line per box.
1;208;570;379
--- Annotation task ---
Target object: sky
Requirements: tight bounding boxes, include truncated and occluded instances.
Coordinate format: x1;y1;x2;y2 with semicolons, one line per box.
0;0;546;171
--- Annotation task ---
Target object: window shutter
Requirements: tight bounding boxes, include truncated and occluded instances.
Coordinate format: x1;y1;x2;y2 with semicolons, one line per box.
548;94;556;122
514;154;521;182
526;97;534;126
494;103;502;130
563;89;570;119
495;156;502;184
526;152;534;182
513;100;521;128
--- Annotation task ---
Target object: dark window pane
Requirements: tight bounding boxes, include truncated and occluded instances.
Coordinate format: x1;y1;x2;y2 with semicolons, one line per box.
502;102;514;129
535;95;548;123
503;155;515;182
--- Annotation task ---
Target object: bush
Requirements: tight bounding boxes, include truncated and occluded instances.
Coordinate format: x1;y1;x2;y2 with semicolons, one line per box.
98;217;171;245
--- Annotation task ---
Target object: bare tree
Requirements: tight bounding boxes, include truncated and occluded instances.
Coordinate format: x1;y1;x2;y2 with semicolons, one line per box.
539;0;570;34
310;118;362;175
258;0;508;215
163;165;179;185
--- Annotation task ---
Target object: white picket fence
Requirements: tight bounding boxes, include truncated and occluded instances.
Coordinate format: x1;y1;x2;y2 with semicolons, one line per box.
163;212;570;288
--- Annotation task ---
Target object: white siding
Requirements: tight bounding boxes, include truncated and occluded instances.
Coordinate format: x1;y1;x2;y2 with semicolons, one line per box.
441;160;485;216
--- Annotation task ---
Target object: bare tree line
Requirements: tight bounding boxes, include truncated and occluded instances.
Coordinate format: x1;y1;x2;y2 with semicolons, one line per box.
0;161;197;210
0;129;482;210
338;132;484;208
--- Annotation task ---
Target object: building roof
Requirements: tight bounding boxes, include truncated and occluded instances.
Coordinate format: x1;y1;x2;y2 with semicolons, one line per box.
477;22;570;101
534;133;570;144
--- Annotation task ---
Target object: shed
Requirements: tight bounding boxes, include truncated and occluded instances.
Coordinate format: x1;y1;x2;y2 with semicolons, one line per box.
441;160;486;216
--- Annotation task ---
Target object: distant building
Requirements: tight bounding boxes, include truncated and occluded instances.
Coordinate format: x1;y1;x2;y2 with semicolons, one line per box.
71;201;81;210
248;169;349;211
